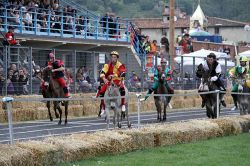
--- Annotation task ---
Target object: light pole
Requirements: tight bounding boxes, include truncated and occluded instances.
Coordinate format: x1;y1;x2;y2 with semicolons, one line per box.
169;0;175;69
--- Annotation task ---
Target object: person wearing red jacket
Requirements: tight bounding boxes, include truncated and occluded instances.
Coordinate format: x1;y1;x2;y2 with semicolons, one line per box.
96;51;126;115
2;26;19;46
41;52;70;98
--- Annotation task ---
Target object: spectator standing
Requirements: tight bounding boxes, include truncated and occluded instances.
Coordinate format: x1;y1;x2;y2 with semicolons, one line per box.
223;45;231;56
18;68;28;95
2;26;19;46
160;34;169;53
179;33;191;54
150;40;157;55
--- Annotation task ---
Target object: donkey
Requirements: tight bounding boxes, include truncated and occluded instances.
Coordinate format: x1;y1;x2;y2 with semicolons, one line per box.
232;77;250;115
42;67;69;125
154;72;171;121
196;64;224;119
103;82;130;129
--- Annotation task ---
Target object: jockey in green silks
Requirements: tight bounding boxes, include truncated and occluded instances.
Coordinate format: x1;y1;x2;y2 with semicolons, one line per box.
142;58;174;101
228;55;249;111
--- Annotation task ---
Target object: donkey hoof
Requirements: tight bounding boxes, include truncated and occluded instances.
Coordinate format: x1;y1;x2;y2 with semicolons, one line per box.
64;121;68;125
118;123;122;128
55;114;59;118
58;121;62;125
50;117;53;121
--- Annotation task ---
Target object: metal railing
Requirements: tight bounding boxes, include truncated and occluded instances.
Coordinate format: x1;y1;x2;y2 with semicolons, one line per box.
2;90;233;144
0;5;130;42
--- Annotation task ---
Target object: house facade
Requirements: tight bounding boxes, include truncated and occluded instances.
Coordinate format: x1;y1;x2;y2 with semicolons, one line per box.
132;6;249;45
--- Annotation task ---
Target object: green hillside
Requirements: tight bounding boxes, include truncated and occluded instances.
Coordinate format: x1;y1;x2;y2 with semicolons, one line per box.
72;0;250;21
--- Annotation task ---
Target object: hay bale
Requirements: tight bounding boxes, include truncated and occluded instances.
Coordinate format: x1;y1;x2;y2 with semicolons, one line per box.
0;144;33;166
119;127;155;150
133;120;222;147
68;105;83;117
211;117;242;135
44;136;97;162
172;99;184;109
17;140;62;166
0;110;7;123
183;98;195;108
69;131;132;155
92;130;133;153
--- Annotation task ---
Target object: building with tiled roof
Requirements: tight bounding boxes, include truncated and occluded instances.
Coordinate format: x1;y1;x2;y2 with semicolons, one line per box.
132;6;249;44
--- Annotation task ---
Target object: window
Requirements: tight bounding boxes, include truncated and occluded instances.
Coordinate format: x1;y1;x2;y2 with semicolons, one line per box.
215;27;220;34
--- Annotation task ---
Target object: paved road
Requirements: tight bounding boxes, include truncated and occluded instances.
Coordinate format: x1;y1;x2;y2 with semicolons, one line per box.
0;108;239;144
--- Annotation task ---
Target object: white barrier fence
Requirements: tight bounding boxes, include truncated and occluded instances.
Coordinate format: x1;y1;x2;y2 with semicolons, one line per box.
3;90;248;144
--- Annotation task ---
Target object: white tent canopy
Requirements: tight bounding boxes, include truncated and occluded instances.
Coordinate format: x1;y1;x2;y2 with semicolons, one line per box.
174;56;204;64
217;60;235;67
182;49;229;58
238;50;250;57
174;49;229;64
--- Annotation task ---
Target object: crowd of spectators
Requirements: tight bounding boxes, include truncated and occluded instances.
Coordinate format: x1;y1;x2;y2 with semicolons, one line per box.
0;63;29;95
0;0;125;37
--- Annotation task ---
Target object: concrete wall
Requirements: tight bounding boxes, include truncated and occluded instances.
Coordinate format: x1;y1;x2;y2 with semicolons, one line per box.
207;27;250;43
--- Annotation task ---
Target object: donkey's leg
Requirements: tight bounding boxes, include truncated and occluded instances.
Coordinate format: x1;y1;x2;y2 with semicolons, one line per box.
154;98;161;121
113;108;116;128
55;101;62;125
117;108;122;128
163;98;167;121
64;101;69;125
54;101;59;118
106;108;110;129
47;101;53;121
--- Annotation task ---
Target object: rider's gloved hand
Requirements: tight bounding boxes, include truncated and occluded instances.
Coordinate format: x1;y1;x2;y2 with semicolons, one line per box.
103;78;109;84
210;76;218;82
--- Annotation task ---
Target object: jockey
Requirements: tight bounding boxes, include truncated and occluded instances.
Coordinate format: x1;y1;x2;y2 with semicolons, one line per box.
142;58;174;101
96;51;126;115
228;55;249;111
199;53;226;108
41;52;70;98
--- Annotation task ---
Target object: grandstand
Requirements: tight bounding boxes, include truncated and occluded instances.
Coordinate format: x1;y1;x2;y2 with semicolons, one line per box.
0;0;144;95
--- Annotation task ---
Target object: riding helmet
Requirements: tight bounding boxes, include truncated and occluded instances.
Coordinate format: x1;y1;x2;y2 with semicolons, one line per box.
239;56;248;62
110;51;119;58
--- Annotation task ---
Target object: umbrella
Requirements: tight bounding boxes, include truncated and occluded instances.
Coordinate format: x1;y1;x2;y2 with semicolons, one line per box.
182;49;229;58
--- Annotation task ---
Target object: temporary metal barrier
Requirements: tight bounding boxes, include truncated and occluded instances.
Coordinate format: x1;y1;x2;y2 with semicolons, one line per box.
2;90;241;144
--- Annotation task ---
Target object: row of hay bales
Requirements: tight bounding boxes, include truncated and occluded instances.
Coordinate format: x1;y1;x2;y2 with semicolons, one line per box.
0;115;249;166
0;91;234;122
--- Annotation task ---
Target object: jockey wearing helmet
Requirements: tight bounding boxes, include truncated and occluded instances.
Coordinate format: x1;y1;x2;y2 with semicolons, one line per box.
42;52;70;98
142;58;174;101
96;51;126;115
228;55;249;110
199;53;226;108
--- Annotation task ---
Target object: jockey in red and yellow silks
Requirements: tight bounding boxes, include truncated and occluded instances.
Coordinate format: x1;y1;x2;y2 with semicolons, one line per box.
41;52;70;98
96;51;126;116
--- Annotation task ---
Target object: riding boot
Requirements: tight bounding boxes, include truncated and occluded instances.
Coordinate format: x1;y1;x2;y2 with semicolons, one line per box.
95;86;102;98
99;93;105;116
231;94;238;110
63;87;70;98
100;99;105;115
120;88;126;112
